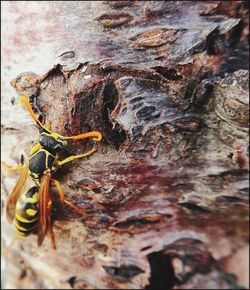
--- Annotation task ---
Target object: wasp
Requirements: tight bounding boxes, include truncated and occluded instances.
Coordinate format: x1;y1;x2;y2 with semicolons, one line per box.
5;96;102;249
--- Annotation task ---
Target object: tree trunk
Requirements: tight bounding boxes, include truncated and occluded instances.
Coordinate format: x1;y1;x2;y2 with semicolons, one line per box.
1;1;249;289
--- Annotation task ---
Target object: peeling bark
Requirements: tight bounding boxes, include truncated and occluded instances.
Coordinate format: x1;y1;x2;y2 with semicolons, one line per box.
1;1;249;289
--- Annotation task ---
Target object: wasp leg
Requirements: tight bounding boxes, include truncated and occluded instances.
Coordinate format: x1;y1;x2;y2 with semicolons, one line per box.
63;131;102;142
2;162;26;173
57;147;97;166
51;179;89;218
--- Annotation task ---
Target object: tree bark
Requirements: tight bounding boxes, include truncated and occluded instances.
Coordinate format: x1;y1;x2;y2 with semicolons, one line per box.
1;1;249;289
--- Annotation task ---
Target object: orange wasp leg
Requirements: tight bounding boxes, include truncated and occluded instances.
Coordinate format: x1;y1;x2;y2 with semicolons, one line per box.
64;131;102;142
51;179;89;218
2;162;26;173
57;147;97;166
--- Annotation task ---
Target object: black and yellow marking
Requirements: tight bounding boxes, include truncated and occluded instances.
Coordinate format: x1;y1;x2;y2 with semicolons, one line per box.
40;131;67;150
29;149;55;181
15;186;39;236
29;142;41;156
6;96;102;248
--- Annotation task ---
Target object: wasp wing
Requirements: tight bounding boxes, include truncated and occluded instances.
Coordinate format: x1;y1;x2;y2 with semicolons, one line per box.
6;166;29;222
37;173;53;247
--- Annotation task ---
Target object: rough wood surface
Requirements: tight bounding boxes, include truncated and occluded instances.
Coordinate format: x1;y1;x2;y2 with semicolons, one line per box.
1;1;249;289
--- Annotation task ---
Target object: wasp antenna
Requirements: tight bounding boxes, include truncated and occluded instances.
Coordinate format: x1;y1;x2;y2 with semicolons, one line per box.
19;96;49;132
63;131;102;142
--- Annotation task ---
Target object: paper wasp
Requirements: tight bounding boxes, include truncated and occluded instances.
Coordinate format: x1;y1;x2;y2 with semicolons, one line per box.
5;96;102;249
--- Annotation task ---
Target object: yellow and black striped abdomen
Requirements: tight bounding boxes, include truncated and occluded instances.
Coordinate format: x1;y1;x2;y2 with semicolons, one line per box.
15;186;39;237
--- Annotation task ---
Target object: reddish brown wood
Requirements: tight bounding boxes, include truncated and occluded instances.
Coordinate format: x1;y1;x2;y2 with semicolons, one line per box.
1;1;249;289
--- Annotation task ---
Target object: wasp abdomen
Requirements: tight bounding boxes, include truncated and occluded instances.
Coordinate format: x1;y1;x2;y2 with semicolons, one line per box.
29;149;55;180
15;186;39;236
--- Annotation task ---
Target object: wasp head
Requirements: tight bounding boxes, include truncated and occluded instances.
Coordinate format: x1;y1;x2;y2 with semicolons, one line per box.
39;130;68;154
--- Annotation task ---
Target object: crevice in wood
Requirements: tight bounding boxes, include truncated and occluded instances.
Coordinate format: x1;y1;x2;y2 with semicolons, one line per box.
146;252;176;290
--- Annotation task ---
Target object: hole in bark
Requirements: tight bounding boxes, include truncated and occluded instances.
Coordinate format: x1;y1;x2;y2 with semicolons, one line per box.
142;112;161;122
239;188;249;195
193;81;214;110
206;28;227;55
132;102;144;110
146;252;176;290
102;82;126;149
141;245;152;252
179;203;210;213
184;81;198;102
153;67;182;80
136;106;157;121
215;196;242;203
229;20;244;47
64;122;70;131
103;265;144;281
38;114;44;125
165;213;173;218
129;96;145;104
114;218;160;229
20;269;27;279
67;276;76;288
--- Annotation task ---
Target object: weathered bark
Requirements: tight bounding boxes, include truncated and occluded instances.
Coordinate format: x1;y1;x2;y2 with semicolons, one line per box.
1;1;249;289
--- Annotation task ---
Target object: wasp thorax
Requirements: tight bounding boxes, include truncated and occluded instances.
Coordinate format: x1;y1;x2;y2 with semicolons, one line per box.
39;132;68;154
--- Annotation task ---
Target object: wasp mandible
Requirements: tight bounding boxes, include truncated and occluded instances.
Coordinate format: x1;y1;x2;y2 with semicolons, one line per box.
5;96;102;249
